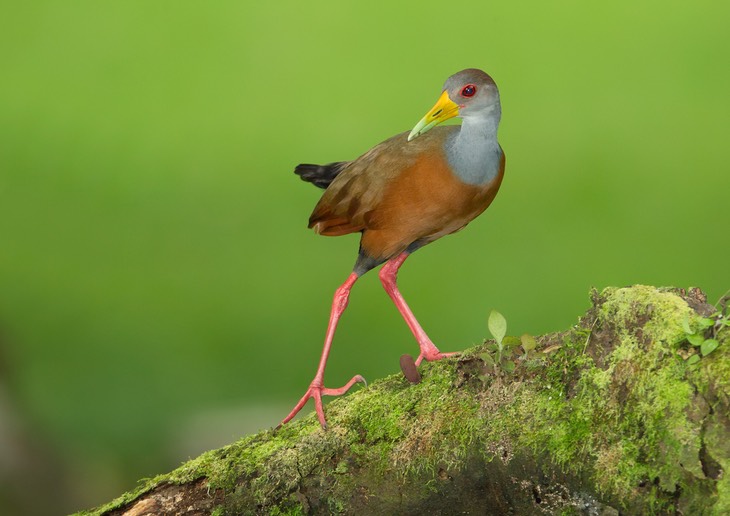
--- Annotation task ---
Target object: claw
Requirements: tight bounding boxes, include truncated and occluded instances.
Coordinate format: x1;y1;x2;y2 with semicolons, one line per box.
321;374;367;395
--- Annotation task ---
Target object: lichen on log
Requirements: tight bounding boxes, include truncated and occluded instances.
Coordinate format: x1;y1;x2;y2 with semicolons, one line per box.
79;285;730;515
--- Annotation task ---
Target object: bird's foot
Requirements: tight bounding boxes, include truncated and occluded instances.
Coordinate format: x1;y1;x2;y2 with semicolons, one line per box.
415;350;460;366
278;375;366;429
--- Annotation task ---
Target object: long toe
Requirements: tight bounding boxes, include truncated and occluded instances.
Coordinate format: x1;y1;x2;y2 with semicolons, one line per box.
415;350;460;367
279;389;316;428
322;374;367;396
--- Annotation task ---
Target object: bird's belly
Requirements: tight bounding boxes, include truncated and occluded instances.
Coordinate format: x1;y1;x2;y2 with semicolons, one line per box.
416;191;493;242
361;183;497;260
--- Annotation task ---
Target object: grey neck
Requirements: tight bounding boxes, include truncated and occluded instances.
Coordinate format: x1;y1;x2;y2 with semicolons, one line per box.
445;106;502;185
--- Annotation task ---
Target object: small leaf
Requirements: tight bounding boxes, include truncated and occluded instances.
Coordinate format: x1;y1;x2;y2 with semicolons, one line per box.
503;336;521;349
701;339;719;356
687;334;705;347
697;317;715;330
502;360;516;373
686;354;700;365
681;317;693;334
486;343;499;352
479;353;495;367
521;334;537;352
488;310;507;345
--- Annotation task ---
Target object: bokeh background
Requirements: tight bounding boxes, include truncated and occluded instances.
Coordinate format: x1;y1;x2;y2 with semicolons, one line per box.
1;1;728;513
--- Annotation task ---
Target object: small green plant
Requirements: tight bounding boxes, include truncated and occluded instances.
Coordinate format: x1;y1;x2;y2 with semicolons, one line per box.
480;310;540;375
518;333;539;360
682;292;730;365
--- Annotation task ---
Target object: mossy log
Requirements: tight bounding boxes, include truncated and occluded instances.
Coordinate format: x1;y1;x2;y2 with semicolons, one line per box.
82;285;730;515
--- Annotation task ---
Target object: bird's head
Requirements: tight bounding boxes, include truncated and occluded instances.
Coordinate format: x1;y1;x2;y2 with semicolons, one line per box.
408;68;500;142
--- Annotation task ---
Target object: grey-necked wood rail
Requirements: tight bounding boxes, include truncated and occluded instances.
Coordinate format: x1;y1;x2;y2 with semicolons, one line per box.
281;69;505;428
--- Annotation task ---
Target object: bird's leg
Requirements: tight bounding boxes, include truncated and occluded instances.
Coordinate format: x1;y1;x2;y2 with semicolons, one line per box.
279;272;366;429
379;252;459;366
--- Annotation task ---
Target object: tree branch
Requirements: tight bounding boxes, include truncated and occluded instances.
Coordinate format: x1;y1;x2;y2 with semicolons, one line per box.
80;285;730;515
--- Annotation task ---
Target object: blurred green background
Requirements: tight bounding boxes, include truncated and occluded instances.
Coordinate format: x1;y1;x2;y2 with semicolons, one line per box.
1;1;728;513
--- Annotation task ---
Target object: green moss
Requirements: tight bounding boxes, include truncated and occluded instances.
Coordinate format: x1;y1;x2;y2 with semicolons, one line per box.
268;505;305;516
601;286;693;347
698;326;730;401
326;359;483;481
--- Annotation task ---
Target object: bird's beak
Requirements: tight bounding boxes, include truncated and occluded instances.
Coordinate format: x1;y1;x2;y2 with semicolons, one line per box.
408;90;460;142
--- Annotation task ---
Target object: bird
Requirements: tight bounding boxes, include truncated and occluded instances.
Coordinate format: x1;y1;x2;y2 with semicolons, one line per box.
280;68;505;429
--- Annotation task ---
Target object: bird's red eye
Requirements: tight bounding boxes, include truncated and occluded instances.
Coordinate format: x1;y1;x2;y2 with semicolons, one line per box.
461;84;477;97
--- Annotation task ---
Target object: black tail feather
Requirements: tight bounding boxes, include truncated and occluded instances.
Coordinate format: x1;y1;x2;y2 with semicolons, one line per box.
294;161;349;189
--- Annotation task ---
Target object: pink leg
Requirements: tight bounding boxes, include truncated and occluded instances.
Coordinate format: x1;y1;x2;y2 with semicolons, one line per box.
279;273;366;429
379;252;459;366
